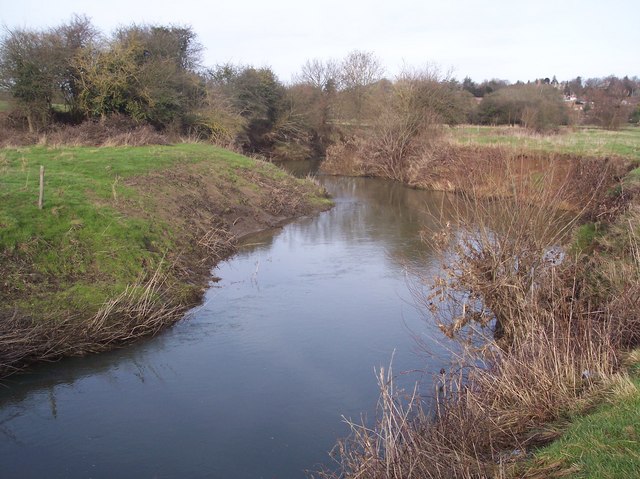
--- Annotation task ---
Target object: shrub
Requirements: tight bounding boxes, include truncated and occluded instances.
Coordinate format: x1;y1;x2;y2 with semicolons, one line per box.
477;84;569;132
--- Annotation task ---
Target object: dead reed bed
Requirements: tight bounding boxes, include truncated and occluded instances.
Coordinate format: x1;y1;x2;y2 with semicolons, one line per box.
0;220;241;378
314;327;620;479
197;225;237;261
315;163;640;478
0;267;185;377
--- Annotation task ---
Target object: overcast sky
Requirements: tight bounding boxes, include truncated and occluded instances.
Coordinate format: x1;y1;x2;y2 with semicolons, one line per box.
1;0;638;83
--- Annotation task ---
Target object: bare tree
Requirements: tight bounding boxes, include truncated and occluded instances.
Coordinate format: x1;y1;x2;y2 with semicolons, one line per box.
52;15;99;117
477;83;568;131
362;67;449;180
296;58;340;91
340;50;384;89
0;16;98;129
339;50;384;121
585;77;634;130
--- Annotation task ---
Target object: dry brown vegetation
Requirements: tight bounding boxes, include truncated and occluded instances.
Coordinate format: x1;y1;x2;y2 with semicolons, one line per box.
315;165;640;478
0;268;183;376
322;68;471;184
324;140;632;214
316;323;627;479
0;113;171;148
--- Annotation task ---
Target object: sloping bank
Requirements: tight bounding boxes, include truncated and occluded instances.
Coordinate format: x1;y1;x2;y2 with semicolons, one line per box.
322;140;635;213
0;143;332;377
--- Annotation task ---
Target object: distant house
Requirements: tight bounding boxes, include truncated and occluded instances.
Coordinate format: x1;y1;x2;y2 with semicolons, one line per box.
563;95;585;111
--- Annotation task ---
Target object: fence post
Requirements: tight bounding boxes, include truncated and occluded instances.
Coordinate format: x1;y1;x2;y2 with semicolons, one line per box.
38;165;44;210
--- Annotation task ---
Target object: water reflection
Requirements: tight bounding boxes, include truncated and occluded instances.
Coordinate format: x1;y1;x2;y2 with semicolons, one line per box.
0;173;460;479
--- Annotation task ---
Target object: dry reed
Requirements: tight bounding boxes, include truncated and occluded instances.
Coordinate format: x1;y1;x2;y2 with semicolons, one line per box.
197;226;236;261
315;160;639;478
0;266;185;377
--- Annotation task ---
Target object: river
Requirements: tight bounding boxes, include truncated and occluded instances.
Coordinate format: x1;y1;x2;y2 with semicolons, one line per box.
0;172;460;478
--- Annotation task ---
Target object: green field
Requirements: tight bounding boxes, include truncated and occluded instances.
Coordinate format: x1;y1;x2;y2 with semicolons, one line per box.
447;125;640;162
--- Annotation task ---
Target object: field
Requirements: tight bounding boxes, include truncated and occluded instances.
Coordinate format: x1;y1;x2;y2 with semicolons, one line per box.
446;125;640;162
1;145;233;312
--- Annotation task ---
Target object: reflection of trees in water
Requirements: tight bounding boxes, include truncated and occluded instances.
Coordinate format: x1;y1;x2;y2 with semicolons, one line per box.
0;408;24;444
274;158;323;178
236;227;279;254
310;177;462;270
48;388;57;419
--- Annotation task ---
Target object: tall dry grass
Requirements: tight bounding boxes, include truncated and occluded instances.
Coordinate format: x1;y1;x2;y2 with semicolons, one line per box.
315;322;619;479
0;266;185;377
591;204;640;347
425;171;586;345
0;114;170;148
315;162;640;479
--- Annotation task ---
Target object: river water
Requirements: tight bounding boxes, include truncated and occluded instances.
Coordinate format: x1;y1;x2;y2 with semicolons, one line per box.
0;173;459;478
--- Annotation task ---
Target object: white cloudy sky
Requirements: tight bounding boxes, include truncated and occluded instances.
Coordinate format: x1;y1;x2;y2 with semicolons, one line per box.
1;0;638;83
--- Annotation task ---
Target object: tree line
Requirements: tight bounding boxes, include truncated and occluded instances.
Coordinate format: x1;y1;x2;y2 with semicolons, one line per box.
1;17;639;158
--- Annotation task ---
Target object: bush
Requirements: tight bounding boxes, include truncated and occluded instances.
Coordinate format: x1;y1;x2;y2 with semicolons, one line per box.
477;84;569;132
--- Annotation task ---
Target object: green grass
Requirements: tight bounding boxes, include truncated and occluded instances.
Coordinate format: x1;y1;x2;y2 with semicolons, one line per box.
0;100;10;113
572;222;602;253
51;103;69;113
0;143;270;317
626;166;640;184
448;125;640;162
528;355;640;478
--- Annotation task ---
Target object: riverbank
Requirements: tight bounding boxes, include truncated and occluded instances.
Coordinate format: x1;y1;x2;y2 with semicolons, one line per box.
322;127;639;216
0;143;331;376
318;126;640;478
525;350;640;478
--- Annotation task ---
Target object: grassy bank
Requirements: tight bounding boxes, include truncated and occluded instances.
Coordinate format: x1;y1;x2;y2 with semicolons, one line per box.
524;351;640;478
0;143;331;376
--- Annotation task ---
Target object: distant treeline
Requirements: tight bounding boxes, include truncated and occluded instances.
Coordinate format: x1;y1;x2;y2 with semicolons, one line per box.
1;16;639;157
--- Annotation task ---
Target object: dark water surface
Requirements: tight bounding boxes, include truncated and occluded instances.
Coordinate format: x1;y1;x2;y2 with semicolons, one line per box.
0;174;458;479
